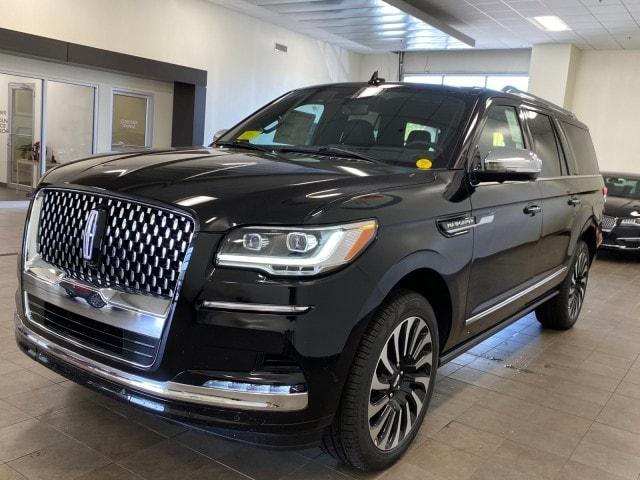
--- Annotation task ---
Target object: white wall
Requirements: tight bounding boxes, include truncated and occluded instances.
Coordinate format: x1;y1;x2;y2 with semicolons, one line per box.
403;49;531;74
0;0;363;144
358;49;531;85
529;44;580;108
568;50;640;174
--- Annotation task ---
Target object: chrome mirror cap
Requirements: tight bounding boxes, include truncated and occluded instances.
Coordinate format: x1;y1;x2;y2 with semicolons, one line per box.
480;148;542;181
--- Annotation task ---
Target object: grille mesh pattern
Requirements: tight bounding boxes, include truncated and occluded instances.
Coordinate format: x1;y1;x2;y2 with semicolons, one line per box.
38;189;195;298
601;215;617;232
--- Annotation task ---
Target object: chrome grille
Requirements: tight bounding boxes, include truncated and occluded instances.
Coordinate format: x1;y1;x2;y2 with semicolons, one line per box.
38;189;195;298
601;215;618;232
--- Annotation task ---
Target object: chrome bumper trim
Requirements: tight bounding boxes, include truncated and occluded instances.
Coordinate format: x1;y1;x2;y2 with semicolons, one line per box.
23;257;170;339
201;300;311;314
466;266;568;325
15;313;308;412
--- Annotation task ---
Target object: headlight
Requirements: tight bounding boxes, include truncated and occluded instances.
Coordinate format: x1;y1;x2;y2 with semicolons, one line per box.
216;219;377;276
620;218;640;227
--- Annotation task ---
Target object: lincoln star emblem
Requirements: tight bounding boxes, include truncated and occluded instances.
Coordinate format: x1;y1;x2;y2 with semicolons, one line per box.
82;208;107;264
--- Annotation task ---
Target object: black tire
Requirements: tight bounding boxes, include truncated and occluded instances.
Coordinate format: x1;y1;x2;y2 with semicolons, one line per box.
536;240;591;330
322;289;439;471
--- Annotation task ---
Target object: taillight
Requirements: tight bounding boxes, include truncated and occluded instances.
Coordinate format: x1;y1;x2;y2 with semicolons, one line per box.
603;186;608;201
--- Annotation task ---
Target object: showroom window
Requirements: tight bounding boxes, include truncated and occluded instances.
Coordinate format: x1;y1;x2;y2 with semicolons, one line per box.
404;74;529;92
111;91;153;150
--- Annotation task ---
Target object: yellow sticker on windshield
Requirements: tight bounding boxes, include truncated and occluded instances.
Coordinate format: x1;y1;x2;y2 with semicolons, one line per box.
492;131;506;147
416;158;433;170
237;130;261;141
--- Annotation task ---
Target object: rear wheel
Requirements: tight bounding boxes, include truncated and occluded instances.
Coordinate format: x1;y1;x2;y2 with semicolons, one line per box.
322;290;439;471
536;240;590;330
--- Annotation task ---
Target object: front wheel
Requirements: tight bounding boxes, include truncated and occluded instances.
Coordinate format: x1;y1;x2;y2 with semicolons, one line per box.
322;290;439;471
536;240;591;330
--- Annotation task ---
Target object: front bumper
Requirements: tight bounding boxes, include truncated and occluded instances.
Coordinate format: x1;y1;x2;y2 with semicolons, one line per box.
601;229;640;251
15;312;307;412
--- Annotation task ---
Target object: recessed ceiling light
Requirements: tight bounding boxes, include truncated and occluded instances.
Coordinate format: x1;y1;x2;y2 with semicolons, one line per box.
528;15;571;32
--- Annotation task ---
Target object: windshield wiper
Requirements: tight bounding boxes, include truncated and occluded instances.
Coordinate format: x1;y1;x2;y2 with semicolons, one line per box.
215;141;293;162
280;145;383;165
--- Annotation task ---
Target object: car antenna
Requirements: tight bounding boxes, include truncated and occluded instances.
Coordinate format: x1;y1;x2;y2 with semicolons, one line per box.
368;70;385;86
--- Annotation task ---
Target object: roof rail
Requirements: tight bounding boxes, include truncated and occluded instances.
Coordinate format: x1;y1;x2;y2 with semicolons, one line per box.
501;86;576;119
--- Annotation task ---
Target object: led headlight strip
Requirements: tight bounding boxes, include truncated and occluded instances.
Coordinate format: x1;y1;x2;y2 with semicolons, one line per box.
216;219;377;276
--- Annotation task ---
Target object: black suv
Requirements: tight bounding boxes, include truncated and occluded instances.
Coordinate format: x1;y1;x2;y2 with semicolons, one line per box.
15;81;604;471
601;172;640;251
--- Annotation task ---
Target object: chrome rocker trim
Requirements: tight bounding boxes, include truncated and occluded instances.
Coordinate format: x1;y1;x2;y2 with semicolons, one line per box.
15;313;308;412
466;266;568;325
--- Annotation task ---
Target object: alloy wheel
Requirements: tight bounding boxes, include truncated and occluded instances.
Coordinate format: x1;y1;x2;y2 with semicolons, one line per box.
368;316;433;451
568;248;589;319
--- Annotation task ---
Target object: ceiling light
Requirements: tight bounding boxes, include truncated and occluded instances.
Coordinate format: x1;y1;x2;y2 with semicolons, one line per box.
528;16;571;32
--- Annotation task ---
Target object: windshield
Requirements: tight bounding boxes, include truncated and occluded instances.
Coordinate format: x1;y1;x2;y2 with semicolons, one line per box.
604;174;640;199
218;85;472;169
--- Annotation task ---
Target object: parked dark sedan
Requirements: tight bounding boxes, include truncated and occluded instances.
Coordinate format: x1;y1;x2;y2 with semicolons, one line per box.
601;172;640;251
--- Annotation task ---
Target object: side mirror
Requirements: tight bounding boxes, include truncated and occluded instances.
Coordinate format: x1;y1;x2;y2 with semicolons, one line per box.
477;148;542;182
210;129;228;146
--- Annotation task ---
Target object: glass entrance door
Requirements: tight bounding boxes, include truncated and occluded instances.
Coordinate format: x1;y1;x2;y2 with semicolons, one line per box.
0;74;42;191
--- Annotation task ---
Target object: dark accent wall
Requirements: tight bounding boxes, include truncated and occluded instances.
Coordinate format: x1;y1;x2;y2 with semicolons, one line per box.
0;27;207;146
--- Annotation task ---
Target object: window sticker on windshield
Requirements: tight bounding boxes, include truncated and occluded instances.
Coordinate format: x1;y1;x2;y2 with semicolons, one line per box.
416;158;433;170
237;130;261;141
492;132;506;147
504;110;524;148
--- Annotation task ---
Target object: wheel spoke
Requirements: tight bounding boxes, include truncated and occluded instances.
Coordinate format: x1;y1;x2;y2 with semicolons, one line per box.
411;330;431;360
379;343;394;375
368;395;390;418
414;351;433;370
370;404;392;439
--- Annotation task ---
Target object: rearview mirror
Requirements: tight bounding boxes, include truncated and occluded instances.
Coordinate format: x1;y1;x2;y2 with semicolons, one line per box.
477;148;542;182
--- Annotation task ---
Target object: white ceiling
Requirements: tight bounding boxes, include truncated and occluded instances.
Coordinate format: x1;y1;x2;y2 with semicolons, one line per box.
414;0;640;50
209;0;640;51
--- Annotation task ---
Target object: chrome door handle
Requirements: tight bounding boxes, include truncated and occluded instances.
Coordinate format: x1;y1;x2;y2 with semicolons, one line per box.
524;205;542;216
568;196;581;206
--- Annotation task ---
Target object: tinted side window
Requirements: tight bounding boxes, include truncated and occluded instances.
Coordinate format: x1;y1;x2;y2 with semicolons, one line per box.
477;105;525;160
525;111;562;177
560;122;600;175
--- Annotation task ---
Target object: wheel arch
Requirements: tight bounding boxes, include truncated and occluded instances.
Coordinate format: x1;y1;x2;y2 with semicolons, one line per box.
578;217;599;264
360;251;462;352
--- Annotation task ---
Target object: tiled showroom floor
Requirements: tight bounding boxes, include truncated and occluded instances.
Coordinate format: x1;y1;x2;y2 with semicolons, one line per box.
1;207;640;480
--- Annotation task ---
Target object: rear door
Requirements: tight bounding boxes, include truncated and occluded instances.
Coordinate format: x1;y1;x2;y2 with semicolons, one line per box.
465;101;543;335
522;108;577;275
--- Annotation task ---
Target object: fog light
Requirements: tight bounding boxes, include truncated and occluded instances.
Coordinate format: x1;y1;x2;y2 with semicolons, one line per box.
202;379;306;394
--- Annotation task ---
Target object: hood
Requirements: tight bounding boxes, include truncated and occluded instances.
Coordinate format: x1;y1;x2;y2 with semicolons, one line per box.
41;147;435;231
604;195;640;218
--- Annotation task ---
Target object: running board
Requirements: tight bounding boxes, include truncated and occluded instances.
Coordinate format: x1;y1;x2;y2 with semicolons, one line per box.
439;290;559;365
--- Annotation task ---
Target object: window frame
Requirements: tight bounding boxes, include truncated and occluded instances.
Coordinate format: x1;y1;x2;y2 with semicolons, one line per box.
521;106;567;178
467;99;529;173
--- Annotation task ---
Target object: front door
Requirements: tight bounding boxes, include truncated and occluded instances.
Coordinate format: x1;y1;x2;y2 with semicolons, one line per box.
465;102;543;335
